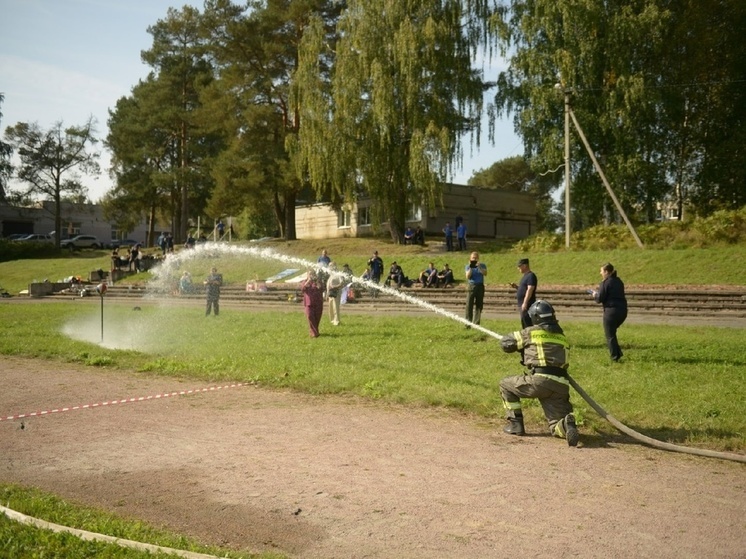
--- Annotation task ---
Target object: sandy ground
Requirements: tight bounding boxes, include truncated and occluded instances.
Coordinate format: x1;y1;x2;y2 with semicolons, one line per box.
1;356;744;559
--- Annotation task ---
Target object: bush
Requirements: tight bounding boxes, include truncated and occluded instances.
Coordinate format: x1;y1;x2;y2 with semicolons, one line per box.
512;206;746;252
0;240;61;262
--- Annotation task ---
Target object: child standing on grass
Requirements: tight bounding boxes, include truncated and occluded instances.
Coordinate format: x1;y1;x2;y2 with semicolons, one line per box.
301;270;324;337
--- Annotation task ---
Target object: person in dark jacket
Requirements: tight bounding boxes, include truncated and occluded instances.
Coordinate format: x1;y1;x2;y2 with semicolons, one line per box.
204;267;223;316
366;250;384;297
591;262;628;362
510;258;537;328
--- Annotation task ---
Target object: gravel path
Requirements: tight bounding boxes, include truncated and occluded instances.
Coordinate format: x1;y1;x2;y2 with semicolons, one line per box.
1;356;744;558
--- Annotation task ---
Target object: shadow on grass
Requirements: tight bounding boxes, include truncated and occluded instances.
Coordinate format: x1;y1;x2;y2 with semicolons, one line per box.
583;424;743;451
661;356;746;367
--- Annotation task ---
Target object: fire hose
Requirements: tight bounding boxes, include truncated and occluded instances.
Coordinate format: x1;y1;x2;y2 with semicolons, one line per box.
568;375;746;464
370;283;746;465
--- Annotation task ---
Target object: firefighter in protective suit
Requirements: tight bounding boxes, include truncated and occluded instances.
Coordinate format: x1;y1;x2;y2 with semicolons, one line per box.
499;300;579;446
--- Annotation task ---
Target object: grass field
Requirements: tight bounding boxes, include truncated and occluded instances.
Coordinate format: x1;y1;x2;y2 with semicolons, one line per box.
1;240;744;558
1;301;743;452
1;239;745;296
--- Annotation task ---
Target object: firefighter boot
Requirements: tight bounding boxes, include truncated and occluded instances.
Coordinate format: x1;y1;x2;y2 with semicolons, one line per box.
503;413;525;436
563;414;579;447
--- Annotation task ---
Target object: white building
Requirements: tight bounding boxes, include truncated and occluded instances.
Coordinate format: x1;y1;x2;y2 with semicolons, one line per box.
295;184;537;240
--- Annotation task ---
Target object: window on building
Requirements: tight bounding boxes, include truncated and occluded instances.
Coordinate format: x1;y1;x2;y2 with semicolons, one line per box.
407;203;422;222
338;209;351;228
358;206;372;226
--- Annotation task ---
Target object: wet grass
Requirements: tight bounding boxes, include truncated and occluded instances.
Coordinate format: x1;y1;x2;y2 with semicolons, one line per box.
1;302;743;453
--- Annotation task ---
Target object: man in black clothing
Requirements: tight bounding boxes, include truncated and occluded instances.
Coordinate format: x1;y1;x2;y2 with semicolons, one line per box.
510;258;537;328
591;262;628;361
437;263;454;287
385;262;405;289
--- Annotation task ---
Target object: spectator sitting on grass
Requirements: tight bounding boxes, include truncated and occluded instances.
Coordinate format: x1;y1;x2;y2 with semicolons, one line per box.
385;262;405;289
179;271;193;294
418;262;438;288
438;263;454;287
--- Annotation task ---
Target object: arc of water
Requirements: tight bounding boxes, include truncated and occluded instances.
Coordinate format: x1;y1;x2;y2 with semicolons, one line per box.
151;243;506;341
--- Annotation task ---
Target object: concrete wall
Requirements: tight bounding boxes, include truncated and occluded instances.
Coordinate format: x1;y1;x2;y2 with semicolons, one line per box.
295;184;536;241
295;204;359;240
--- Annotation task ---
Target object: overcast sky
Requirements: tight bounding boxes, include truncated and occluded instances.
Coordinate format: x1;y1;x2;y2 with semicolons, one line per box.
0;0;522;202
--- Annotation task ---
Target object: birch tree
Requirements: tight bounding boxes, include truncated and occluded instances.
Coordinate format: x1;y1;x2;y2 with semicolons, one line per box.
292;0;494;242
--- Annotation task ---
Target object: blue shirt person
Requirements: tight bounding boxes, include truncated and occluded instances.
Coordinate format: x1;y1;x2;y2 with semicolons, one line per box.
464;251;487;326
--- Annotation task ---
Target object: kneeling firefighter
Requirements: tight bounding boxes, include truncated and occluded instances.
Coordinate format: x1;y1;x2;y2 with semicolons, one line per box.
498;300;579;446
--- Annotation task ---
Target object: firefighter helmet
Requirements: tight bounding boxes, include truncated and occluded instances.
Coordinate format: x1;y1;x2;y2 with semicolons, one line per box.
528;300;556;325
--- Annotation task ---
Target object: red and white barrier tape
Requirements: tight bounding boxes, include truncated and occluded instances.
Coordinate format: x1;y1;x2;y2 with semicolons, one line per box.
0;383;247;423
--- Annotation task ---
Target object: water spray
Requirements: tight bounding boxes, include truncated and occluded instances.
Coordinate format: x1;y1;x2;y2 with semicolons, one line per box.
148;243;744;463
150;243;506;339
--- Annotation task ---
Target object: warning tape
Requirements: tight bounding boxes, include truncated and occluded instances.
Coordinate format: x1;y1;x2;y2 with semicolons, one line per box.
0;383;247;423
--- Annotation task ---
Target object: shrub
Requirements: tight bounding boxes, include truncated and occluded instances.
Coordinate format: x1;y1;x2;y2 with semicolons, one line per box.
0;240;61;262
512;206;746;252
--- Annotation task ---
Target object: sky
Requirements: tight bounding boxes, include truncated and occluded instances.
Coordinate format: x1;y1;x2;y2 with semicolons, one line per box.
0;0;523;203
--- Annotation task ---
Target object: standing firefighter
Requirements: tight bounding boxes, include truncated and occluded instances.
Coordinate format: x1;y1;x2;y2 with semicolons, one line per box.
498;300;579;446
204;267;223;316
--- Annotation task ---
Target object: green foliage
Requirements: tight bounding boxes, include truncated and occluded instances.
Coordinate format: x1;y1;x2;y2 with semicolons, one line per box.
689;207;746;244
512;207;746;252
0;239;60;262
293;0;492;242
107;5;220;243
0;94;12;201
3;118;100;246
493;0;746;223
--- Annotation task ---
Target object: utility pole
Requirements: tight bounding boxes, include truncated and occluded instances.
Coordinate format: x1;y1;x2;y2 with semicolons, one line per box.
556;84;572;248
554;84;644;249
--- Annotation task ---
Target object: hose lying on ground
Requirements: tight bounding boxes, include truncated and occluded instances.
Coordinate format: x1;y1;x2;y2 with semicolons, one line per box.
568;375;746;464
0;504;224;559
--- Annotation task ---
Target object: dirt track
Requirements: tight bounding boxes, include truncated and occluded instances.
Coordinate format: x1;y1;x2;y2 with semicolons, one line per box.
1;356;744;558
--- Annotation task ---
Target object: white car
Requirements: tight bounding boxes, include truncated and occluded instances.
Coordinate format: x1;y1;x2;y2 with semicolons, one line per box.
17;234;54;243
60;235;101;250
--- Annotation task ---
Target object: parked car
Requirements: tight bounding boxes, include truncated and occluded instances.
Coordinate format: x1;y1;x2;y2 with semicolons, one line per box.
109;239;142;249
16;234;54;243
7;233;32;240
60;235;101;250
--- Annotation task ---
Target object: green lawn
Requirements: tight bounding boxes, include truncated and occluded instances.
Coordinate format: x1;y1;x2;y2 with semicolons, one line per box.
1;241;744;558
1;240;744;296
1;301;743;453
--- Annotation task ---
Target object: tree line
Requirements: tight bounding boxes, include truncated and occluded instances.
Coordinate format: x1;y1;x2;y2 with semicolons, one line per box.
2;0;743;245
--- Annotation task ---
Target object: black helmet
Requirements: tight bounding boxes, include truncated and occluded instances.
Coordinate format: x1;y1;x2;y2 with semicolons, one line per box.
528;300;557;325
